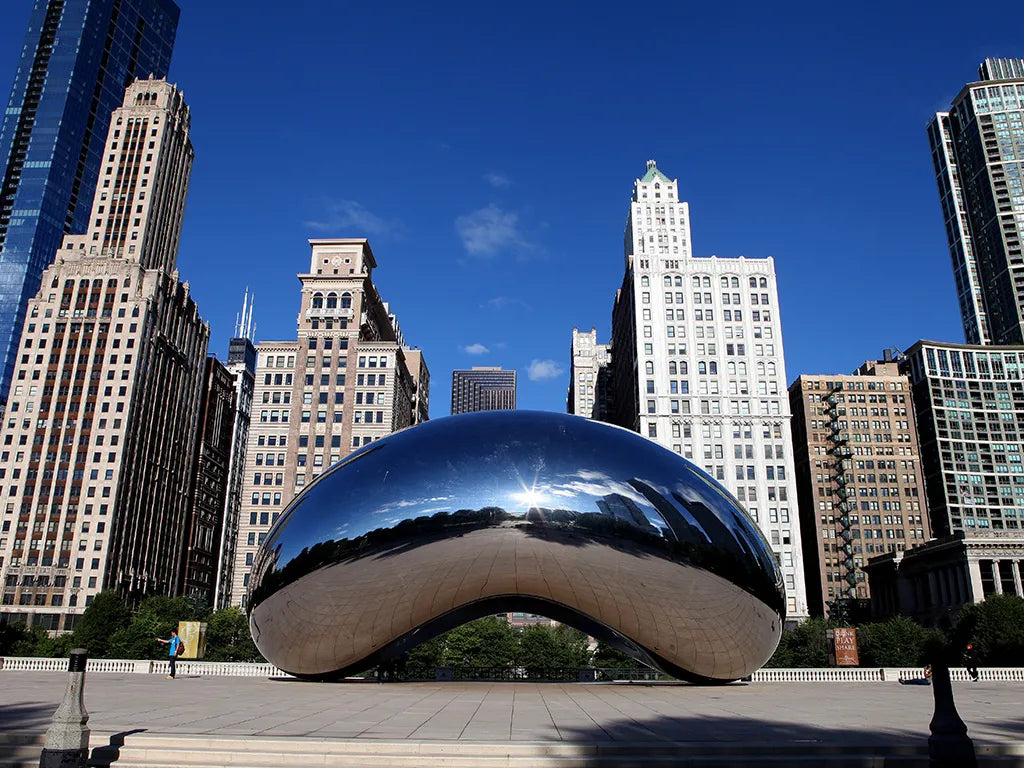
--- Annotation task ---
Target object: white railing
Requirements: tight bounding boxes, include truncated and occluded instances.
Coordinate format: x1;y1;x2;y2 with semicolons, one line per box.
0;657;284;676
1;658;1023;682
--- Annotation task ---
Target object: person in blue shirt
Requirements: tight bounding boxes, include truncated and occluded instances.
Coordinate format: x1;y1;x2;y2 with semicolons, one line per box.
156;630;182;679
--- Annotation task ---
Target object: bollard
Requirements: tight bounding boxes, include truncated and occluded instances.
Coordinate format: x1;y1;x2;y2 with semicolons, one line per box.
39;648;90;768
928;662;976;768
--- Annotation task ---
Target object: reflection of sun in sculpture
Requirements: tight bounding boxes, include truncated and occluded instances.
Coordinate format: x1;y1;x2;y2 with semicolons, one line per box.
248;411;785;684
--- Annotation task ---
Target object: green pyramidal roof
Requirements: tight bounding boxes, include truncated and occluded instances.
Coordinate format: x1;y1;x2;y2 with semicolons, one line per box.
640;159;671;183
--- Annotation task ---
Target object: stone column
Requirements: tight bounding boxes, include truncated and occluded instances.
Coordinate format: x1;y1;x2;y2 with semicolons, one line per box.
1011;560;1023;598
39;649;90;768
967;559;985;602
992;560;1003;595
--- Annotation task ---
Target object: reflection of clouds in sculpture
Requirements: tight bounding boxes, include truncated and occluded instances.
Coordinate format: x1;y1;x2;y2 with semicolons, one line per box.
248;411;784;684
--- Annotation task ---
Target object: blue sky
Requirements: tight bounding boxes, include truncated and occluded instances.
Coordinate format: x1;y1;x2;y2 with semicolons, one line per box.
2;1;1023;416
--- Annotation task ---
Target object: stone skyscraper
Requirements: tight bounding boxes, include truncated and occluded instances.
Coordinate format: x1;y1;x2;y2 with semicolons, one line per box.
0;0;180;398
607;160;808;619
928;58;1024;345
789;356;931;618
450;367;516;414
230;239;429;607
213;295;257;609
0;78;208;629
567;327;611;419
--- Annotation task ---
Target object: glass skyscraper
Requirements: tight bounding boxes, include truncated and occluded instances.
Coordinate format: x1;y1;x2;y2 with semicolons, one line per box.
928;58;1024;346
0;0;180;398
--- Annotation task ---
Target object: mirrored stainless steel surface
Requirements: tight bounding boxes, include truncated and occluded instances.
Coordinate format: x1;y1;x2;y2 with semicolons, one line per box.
247;411;785;682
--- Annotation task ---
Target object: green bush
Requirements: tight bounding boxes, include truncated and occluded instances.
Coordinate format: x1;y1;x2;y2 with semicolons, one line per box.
950;593;1024;666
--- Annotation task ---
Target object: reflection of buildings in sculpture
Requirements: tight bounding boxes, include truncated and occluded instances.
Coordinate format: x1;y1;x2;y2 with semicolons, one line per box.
451;367;516;415
596;492;657;534
789;355;931;618
230;239;429;608
0;0;181;398
581;160;807;619
0;79;208;629
864;530;1024;626
567;327;612;419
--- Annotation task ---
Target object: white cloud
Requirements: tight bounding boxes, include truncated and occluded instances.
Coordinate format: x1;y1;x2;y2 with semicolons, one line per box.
481;296;531;311
463;343;489;355
455;204;527;257
527;359;564;381
304;200;399;236
483;172;511;188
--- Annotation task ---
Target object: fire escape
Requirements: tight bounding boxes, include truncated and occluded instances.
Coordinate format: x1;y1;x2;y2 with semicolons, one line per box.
824;385;857;623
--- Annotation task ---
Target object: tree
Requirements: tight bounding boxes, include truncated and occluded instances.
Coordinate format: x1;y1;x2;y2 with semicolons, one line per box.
764;617;831;667
951;593;1024;666
107;595;207;659
857;617;936;667
71;590;131;658
592;640;639;668
517;624;590;672
407;635;445;669
442;616;518;668
204;607;263;662
0;621;31;656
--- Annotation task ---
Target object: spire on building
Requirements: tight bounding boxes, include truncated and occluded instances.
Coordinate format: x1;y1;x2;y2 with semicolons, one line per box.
235;288;256;341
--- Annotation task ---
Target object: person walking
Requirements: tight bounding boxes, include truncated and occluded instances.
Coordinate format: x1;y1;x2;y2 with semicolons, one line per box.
157;630;183;679
963;643;980;682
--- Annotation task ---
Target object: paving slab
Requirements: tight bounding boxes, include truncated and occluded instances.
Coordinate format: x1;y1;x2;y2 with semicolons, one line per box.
0;671;1022;749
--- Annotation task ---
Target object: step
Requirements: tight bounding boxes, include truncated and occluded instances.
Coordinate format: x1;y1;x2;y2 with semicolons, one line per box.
82;734;1024;768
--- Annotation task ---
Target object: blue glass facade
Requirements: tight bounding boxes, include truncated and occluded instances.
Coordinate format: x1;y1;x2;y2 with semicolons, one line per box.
0;0;180;398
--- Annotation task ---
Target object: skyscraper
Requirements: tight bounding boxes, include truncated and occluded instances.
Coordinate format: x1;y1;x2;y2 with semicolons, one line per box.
901;340;1024;537
213;295;257;609
928;58;1024;345
0;78;208;629
567;327;611;419
788;356;931;618
0;0;180;399
606;160;808;619
229;239;429;607
451;367;516;414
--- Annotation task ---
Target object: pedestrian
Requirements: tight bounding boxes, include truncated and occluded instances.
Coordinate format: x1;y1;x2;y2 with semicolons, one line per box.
156;630;184;679
963;643;979;682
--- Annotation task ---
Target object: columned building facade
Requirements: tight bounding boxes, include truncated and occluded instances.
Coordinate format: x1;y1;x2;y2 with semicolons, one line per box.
789;357;931;618
865;531;1024;626
0;79;208;628
607;160;808;619
230;239;429;607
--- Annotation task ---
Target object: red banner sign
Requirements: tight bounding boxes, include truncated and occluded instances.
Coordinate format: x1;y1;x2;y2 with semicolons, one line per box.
834;627;859;666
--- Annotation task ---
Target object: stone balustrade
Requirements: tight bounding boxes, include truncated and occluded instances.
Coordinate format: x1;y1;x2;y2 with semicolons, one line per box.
2;657;1024;682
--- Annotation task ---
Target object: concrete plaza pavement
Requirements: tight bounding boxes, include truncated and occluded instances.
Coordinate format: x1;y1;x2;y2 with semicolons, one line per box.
1;672;1023;748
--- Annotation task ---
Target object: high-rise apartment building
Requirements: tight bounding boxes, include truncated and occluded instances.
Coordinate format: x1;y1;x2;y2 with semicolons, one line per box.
230;239;429;607
901;340;1024;537
181;356;235;605
0;0;180;398
788;356;931;618
213;297;257;609
606;160;808;619
928;58;1024;345
0;78;208;629
450;367;516;415
567;327;611;419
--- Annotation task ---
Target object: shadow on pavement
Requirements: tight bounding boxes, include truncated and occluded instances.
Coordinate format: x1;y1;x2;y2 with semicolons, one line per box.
90;729;148;767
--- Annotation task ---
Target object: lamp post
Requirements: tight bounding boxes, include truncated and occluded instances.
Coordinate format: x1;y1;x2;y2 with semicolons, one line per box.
39;649;90;768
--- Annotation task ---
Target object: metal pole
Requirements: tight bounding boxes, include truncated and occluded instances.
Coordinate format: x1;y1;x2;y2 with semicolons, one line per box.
39;648;90;768
928;661;976;767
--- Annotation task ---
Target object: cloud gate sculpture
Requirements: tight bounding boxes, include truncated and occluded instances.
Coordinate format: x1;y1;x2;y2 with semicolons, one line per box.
247;411;785;683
